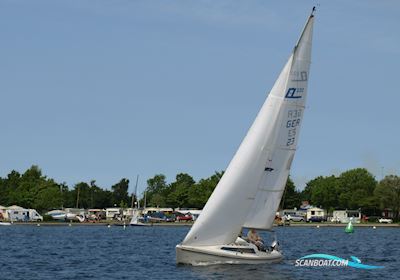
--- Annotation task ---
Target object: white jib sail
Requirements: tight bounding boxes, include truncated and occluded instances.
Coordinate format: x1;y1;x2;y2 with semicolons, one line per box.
130;210;139;225
182;12;315;247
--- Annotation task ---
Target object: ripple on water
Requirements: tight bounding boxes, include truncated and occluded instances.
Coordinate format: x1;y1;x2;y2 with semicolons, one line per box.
0;226;398;280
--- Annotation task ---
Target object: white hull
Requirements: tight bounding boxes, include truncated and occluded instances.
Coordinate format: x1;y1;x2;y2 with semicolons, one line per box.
129;222;150;227
50;214;67;220
51;213;85;222
0;222;12;226
176;243;283;266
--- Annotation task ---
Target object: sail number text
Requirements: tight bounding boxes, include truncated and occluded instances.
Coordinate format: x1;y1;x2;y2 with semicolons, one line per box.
286;109;302;146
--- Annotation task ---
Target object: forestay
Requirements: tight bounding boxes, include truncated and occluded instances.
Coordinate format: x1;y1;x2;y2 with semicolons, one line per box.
182;11;315;247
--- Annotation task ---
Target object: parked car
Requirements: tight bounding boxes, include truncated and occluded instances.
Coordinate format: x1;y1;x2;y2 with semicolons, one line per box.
365;216;379;223
308;216;325;223
286;214;305;222
174;212;193;222
147;211;174;223
378;218;393;224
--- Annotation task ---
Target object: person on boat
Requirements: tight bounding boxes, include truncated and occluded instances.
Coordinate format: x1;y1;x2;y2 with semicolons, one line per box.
247;229;265;251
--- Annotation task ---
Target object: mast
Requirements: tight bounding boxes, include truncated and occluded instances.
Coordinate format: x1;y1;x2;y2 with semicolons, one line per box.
76;185;80;209
134;175;139;209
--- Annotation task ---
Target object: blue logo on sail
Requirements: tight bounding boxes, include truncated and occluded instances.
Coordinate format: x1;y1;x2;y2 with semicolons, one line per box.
295;254;384;269
285;88;304;99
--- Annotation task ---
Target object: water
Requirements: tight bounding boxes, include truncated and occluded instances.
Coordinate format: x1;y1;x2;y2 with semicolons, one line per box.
0;225;398;280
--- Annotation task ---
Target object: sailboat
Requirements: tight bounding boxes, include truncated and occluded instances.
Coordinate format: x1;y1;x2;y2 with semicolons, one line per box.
129;209;148;226
129;175;149;226
176;8;316;265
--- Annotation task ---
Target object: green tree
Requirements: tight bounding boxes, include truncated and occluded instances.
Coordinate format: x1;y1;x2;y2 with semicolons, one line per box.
14;165;44;208
374;175;400;220
33;179;62;212
303;175;339;210
188;171;223;208
71;182;91;209
337;168;376;209
89;180;113;209
0;170;21;206
281;177;302;209
111;179;130;207
149;193;166;207
187;184;206;209
146;174;167;207
166;173;195;208
0;166;66;212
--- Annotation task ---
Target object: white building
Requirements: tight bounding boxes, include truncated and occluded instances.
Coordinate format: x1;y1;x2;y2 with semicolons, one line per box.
123;208;135;218
105;208;135;220
331;210;361;223
6;205;29;221
106;208;122;220
142;207;174;215
306;207;326;222
4;205;42;222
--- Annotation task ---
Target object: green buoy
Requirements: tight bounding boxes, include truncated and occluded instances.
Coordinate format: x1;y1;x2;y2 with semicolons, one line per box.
345;220;354;233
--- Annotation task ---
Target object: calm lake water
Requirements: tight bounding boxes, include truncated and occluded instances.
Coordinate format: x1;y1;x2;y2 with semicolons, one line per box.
0;225;398;280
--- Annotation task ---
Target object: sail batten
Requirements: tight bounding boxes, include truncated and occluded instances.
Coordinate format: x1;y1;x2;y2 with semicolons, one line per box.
182;10;315;245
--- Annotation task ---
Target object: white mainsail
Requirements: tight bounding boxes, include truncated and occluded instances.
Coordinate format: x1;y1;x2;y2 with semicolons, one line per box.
244;14;314;229
182;11;315;247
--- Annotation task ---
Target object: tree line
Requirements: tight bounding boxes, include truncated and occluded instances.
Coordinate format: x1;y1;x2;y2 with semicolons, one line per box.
141;168;400;220
0;165;132;213
0;165;399;219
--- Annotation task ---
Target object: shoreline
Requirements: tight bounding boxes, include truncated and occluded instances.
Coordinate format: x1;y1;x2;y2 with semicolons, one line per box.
5;222;399;227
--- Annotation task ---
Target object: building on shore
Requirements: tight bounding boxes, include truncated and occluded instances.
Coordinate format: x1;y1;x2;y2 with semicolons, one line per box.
382;208;400;219
142;207;174;215
306;207;326;222
105;208;122;220
3;205;43;222
331;210;361;223
123;208;135;219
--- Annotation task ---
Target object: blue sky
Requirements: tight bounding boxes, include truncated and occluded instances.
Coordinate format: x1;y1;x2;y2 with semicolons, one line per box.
1;1;399;195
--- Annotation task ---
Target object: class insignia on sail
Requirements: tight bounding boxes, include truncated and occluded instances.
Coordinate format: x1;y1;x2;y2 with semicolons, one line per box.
176;7;317;265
